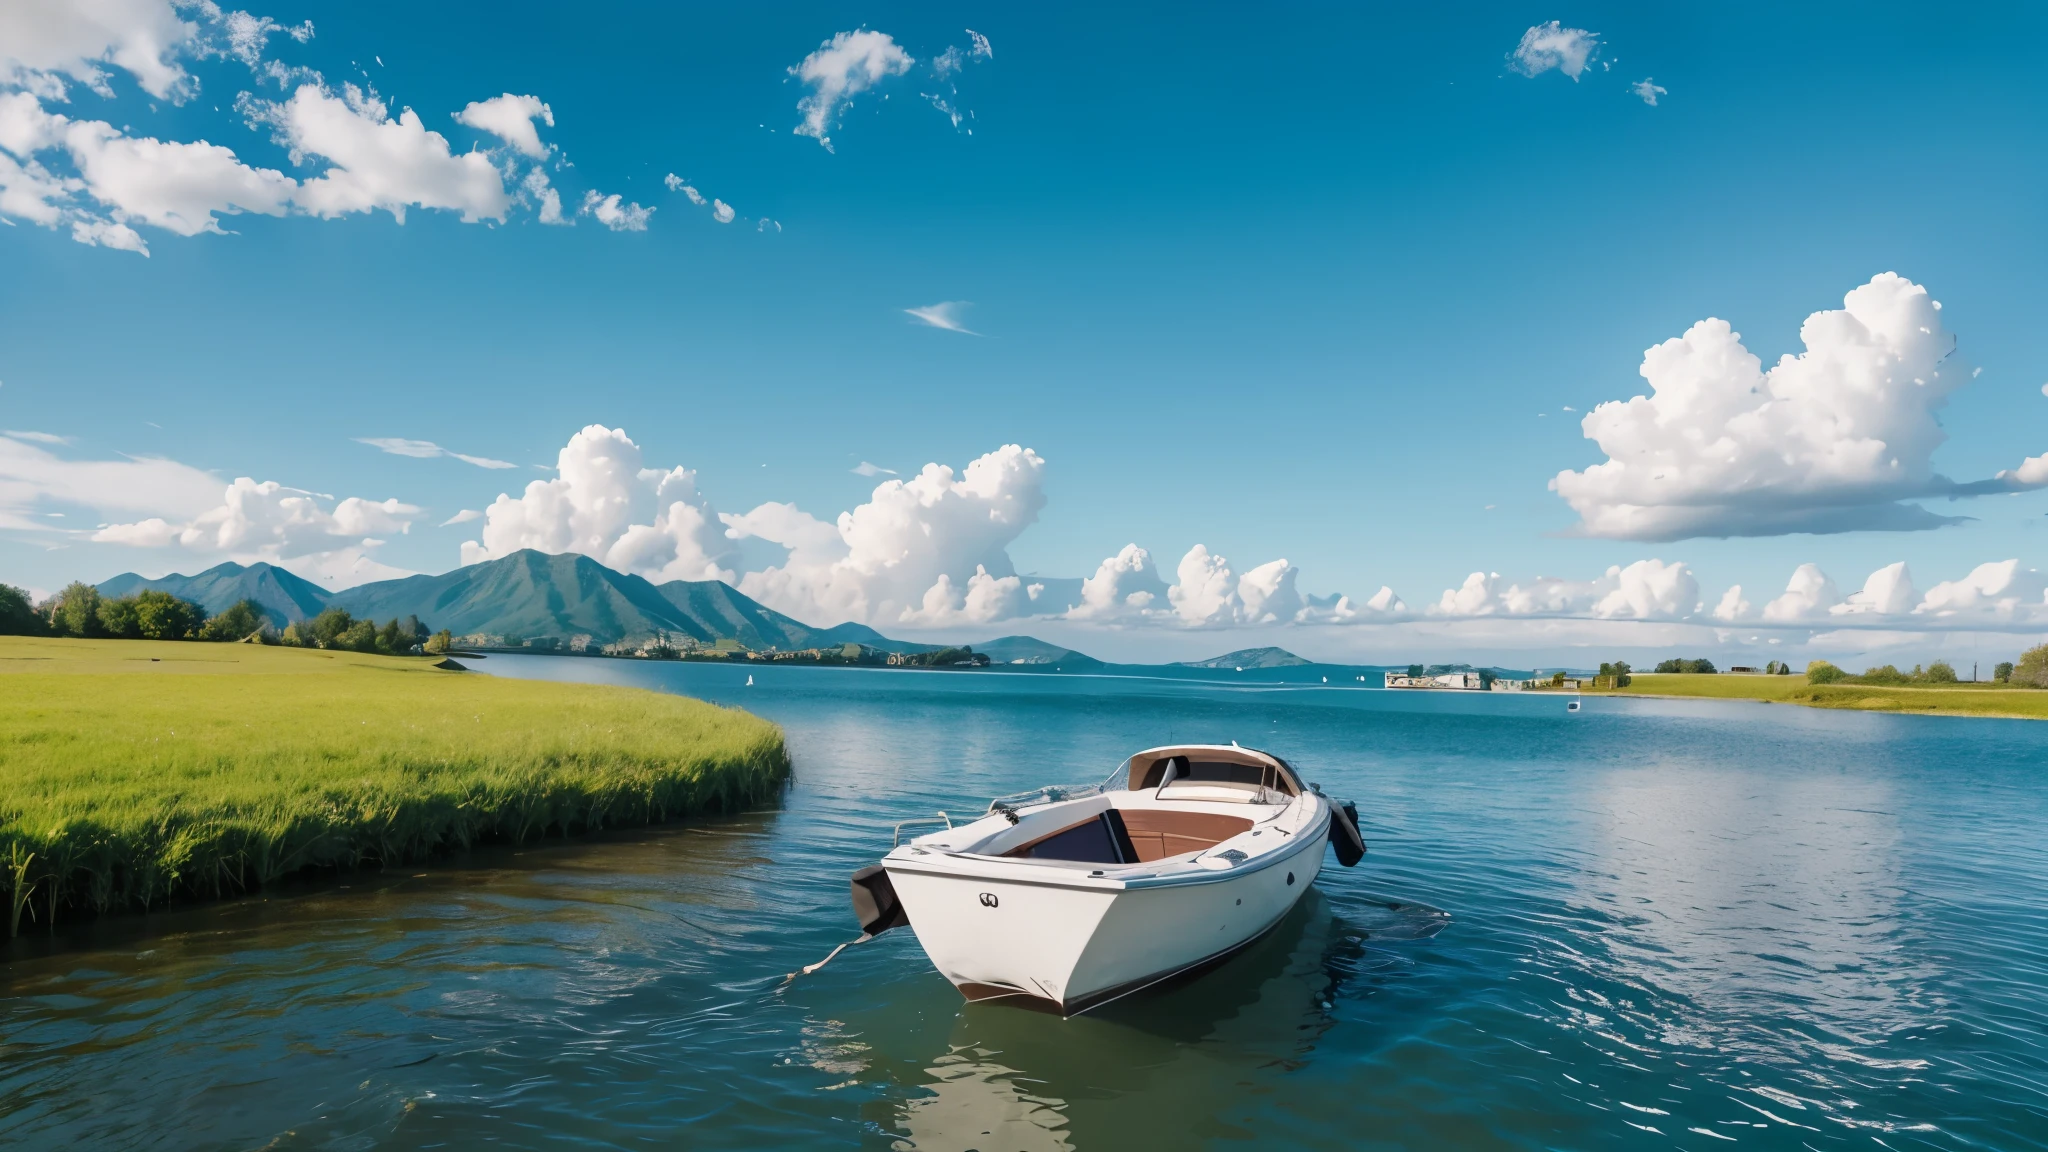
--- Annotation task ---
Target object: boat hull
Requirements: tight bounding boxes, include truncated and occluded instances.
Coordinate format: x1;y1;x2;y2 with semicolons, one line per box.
886;822;1327;1015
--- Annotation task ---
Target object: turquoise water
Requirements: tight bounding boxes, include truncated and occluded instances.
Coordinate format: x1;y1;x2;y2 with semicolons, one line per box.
6;659;2048;1150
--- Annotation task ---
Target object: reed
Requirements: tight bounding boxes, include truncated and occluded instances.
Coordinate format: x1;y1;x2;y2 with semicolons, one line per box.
0;637;791;935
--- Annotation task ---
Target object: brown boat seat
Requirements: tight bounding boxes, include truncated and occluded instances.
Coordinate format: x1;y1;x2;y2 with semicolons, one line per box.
1116;809;1254;862
1002;808;1254;864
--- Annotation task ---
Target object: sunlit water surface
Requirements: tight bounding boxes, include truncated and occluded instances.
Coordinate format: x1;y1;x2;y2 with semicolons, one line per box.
5;658;2047;1150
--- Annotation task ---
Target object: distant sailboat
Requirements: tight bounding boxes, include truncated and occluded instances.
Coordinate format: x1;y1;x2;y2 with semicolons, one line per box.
746;674;755;686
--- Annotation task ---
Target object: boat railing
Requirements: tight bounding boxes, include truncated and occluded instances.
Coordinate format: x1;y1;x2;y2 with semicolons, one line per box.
892;812;954;847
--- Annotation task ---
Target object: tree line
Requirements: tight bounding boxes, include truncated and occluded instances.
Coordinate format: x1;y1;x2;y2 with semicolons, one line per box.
0;582;454;656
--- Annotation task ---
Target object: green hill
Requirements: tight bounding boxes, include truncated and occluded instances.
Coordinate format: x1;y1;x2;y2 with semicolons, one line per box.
99;550;925;652
1175;646;1310;670
974;635;1105;668
98;561;333;628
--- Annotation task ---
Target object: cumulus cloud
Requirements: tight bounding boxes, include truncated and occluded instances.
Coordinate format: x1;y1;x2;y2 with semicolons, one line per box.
905;301;978;335
1431;559;1701;621
1832;561;1916;616
711;197;734;223
354;436;515;469
461;425;738;584
454;92;553;159
791;30;914;151
244;83;511;223
725;444;1047;626
0;0;198;100
580;189;651;231
1762;564;1842;622
1914;560;2046;622
1631;78;1667;106
1554;273;2048;540
1065;544;1170;622
1508;22;1600;80
0;89;295;252
91;476;423;588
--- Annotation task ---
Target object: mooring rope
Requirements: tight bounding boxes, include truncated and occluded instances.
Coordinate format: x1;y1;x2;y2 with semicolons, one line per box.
782;932;872;984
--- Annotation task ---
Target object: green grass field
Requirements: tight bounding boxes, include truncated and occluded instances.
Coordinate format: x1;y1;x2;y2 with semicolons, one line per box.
0;637;790;935
1596;672;2048;719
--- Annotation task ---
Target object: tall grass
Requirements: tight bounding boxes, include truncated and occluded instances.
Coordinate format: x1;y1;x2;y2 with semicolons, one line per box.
0;637;791;935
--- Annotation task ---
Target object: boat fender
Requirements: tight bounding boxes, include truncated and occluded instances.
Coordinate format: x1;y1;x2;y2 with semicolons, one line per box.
1329;800;1366;867
850;864;911;935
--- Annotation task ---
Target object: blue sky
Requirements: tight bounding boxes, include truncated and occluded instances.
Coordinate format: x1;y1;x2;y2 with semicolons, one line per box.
4;1;2048;662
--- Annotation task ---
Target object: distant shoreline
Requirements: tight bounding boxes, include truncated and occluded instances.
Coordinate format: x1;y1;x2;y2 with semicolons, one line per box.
1588;673;2048;721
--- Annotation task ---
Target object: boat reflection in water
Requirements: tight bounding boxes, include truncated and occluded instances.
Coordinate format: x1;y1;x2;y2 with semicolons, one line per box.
882;890;1447;1151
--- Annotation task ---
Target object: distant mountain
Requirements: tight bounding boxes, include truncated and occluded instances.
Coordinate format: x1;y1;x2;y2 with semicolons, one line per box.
974;635;1105;669
99;561;332;628
100;549;934;652
1176;646;1310;670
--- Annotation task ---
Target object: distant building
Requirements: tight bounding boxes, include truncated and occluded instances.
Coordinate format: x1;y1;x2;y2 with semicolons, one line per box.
1727;665;1760;674
1385;671;1484;690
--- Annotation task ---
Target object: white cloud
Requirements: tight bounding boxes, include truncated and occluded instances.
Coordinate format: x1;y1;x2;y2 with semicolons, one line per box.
1631;78;1667;106
0;0;197;100
851;461;896;477
725;444;1047;626
216;9;314;72
1066;544;1169;622
1914;560;2046;622
0;433;223;530
1431;559;1701;621
711;197;734;223
461;425;738;584
440;508;483;526
454;92;553;159
791;30;913;151
0;90;295;252
1552;273;2048;540
1508;22;1600;81
1831;561;1916;616
1762;563;1841;623
905;301;978;335
3;430;69;444
91;476;423;589
1712;584;1750;622
966;30;992;60
522;166;565;224
1168;544;1238;626
1237;559;1304;624
354;436;515;469
247;84;512;223
664;172;706;204
580;189;651;231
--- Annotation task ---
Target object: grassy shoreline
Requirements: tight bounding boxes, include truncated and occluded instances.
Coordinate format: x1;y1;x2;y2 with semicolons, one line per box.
1591;672;2048;720
0;637;790;935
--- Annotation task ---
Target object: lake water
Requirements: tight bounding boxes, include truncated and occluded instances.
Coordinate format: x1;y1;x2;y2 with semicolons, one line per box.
6;659;2048;1151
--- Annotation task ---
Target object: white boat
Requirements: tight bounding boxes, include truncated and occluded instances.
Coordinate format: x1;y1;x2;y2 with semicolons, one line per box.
848;744;1367;1016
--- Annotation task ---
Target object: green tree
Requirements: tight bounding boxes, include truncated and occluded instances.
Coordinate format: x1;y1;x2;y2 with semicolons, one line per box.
310;608;356;648
1860;664;1908;686
1995;661;2015;683
0;584;45;636
199;599;268;642
96;596;141;639
1806;660;1846;684
424;629;454;655
1920;661;1958;684
376;618;406;654
280;619;316;647
131;590;203;640
48;582;103;637
338;619;379;653
2011;644;2048;688
1654;658;1683;673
